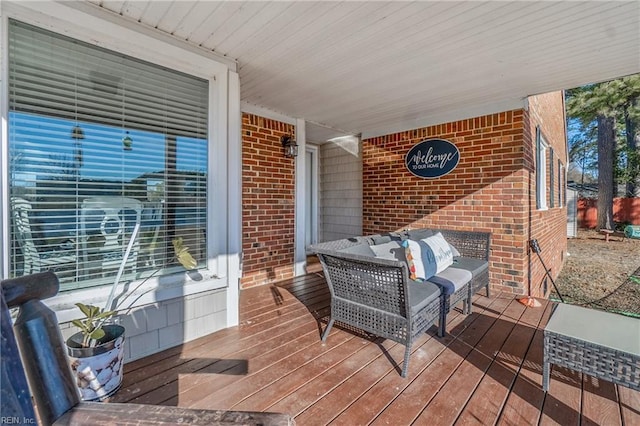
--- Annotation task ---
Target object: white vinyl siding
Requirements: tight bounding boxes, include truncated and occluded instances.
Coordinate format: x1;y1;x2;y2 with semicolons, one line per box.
320;138;363;242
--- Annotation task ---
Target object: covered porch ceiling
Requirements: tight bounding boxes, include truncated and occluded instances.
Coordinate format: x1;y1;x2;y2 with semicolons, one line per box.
75;2;640;139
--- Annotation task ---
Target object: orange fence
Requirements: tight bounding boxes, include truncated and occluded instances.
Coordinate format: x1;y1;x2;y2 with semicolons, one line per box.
578;197;640;229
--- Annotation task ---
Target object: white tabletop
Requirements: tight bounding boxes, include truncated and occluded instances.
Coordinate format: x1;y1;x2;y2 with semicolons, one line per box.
545;303;640;357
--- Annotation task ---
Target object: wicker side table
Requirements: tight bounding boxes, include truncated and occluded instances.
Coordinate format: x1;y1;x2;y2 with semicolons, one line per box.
543;303;640;391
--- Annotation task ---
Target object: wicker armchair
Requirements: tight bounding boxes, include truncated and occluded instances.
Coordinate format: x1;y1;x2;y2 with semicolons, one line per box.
313;240;442;377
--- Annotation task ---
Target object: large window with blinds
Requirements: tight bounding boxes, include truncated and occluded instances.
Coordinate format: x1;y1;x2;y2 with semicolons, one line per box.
8;20;209;291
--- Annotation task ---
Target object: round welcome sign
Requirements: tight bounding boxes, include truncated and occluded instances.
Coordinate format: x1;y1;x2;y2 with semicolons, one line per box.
404;139;460;179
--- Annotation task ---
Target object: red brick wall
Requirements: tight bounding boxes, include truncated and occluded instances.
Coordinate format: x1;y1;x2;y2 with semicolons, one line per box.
239;94;567;296
362;92;567;296
525;92;568;298
241;113;296;288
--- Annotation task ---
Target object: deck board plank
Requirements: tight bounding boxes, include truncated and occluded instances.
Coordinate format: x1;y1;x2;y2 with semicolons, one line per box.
119;319;323;405
164;326;327;407
346;295;513;425
497;302;554;426
540;367;583;424
374;299;503;424
113;290;319;402
581;376;622;426
266;338;400;417
231;334;379;412
453;300;536;425
189;331;356;410
413;298;535;425
112;274;640;425
619;385;640;425
291;303;479;425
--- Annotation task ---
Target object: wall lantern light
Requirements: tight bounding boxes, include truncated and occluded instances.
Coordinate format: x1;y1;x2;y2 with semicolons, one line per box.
281;135;298;158
71;125;85;140
122;131;133;151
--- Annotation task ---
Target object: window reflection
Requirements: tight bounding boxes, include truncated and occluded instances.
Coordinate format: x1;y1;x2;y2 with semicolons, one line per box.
9;112;207;290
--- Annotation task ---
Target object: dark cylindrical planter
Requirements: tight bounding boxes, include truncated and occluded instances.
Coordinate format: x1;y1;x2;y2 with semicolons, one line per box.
66;324;125;401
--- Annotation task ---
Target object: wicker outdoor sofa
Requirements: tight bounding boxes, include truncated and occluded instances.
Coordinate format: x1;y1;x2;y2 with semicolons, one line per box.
309;228;490;377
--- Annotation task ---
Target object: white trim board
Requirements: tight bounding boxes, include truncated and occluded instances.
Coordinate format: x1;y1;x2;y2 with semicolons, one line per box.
361;98;527;140
241;102;297;125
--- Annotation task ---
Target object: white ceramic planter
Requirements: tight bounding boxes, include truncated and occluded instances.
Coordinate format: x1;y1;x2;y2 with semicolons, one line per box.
66;324;125;401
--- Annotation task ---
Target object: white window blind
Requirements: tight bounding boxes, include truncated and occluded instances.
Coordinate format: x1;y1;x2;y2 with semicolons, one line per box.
8;20;209;291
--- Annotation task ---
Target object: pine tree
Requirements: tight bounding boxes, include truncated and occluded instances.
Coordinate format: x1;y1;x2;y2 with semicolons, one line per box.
619;75;640;196
597;114;616;229
566;74;640;230
567;118;597;185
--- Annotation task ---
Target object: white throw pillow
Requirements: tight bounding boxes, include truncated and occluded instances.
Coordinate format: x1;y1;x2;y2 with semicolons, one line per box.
425;232;454;274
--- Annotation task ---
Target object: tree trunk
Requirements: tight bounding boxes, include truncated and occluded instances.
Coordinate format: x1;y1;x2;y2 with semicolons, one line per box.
597;114;616;230
625;105;640;197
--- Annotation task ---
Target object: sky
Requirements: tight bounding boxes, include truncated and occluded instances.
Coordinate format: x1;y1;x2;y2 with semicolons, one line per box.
10;112;207;186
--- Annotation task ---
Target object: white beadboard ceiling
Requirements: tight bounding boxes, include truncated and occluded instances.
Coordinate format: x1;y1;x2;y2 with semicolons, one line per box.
84;1;639;139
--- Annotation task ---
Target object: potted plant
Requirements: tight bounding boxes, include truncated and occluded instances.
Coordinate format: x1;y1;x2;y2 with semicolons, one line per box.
65;237;196;401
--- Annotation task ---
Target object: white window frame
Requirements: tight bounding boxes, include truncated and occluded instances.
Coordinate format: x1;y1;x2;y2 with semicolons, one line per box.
0;2;241;325
558;160;565;208
536;128;549;211
305;144;320;249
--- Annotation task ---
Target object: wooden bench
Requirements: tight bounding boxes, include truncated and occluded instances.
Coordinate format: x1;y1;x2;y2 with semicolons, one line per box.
0;272;294;425
600;229;626;242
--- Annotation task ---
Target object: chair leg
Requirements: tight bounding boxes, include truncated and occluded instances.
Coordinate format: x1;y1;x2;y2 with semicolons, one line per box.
542;359;550;392
438;297;447;338
321;318;334;342
401;344;411;378
486;284;490;298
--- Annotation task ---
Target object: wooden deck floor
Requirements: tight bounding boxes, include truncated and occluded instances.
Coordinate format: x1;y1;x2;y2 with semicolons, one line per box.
112;273;640;425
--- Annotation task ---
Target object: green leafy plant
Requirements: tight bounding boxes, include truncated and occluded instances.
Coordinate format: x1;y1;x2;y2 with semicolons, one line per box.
72;237;196;347
71;303;117;347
